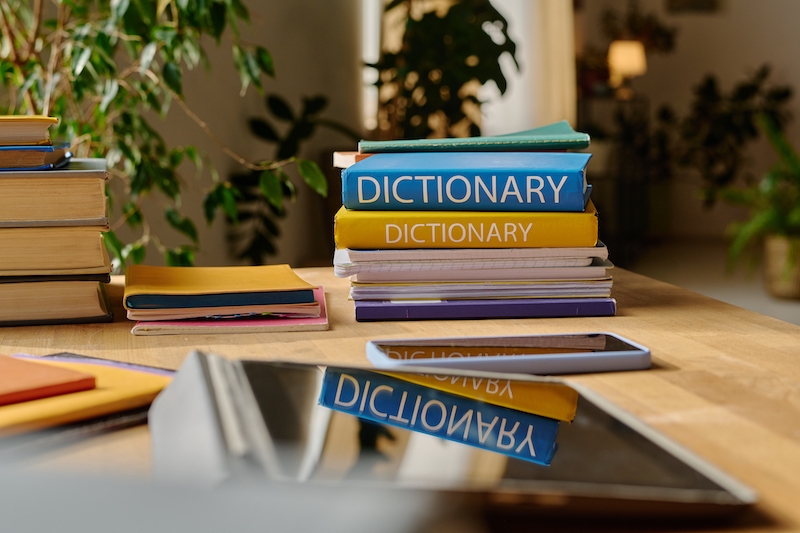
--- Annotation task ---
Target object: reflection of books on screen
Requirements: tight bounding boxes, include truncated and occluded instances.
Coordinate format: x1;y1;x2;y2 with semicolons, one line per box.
319;367;559;466
0;280;113;327
0;355;96;406
0;357;171;436
131;287;329;336
0;159;108;227
378;371;578;422
354;298;617;322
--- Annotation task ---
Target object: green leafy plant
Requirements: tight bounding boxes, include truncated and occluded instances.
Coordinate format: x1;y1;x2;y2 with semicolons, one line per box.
228;94;359;265
0;0;326;268
370;0;518;140
722;114;800;267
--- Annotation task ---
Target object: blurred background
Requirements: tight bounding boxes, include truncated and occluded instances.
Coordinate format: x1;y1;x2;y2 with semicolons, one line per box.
146;0;800;323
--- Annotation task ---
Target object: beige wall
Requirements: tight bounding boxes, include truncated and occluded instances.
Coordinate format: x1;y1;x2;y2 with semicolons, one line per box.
143;0;363;267
579;0;800;238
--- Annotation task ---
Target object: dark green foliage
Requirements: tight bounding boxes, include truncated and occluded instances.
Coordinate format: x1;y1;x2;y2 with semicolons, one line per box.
601;1;677;53
0;0;293;269
228;94;359;264
370;0;518;140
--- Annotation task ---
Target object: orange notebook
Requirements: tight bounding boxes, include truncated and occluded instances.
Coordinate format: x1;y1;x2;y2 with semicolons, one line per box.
0;355;96;406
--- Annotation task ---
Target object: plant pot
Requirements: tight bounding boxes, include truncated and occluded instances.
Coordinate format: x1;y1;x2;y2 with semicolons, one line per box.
763;235;800;299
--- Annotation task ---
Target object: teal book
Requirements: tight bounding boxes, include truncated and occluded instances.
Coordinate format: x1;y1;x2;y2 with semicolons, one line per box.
319;367;559;466
358;121;590;153
341;151;591;212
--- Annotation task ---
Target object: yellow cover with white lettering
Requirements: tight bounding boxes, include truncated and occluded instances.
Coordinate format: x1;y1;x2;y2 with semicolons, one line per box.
334;201;598;249
379;371;578;422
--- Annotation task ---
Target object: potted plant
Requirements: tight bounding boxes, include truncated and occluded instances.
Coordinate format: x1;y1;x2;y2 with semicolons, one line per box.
723;114;800;298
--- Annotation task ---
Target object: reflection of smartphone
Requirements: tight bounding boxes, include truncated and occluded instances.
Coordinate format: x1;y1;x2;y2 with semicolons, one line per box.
366;332;650;374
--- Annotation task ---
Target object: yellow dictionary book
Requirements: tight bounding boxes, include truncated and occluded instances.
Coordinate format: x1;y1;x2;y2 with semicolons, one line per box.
379;371;578;422
334;201;599;249
124;264;317;309
0;360;171;436
0;115;58;145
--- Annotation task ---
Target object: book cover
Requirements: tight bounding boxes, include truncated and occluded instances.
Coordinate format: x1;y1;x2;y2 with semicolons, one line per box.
377;371;578;422
124;264;316;309
0;358;171;436
319;367;559;466
0;355;96;406
337;242;609;263
354;297;617;322
358;120;590;153
130;287;329;335
341;152;591;212
350;258;613;283
334;201;599;250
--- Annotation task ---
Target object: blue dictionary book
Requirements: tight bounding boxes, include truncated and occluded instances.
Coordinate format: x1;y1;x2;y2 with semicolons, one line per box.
341;151;591;212
319;367;559;466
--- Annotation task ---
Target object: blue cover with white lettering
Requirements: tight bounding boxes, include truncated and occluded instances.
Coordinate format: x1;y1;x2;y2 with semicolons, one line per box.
341;152;591;212
319;367;559;466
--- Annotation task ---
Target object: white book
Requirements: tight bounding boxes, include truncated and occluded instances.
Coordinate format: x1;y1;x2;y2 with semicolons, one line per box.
337;242;609;264
350;259;613;283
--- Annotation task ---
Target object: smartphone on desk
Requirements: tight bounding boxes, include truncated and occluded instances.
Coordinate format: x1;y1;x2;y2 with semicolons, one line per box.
365;332;650;374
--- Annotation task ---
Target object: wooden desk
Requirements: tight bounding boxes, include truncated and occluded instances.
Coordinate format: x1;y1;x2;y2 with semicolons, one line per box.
2;268;800;529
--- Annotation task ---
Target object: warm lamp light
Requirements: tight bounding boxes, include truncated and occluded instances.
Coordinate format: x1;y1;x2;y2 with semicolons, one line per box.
607;40;647;97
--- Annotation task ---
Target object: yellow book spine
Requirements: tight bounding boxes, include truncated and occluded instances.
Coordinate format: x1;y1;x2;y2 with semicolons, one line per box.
334;201;598;249
379;371;579;422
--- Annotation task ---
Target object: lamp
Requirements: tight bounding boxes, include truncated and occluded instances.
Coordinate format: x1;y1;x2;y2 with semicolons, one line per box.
607;40;647;99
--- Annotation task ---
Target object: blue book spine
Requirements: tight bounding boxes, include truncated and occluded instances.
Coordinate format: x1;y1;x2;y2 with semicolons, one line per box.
341;152;591;212
319;367;559;466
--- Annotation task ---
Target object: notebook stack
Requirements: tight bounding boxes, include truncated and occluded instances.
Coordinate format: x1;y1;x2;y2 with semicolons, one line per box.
0;115;113;327
332;121;616;322
123;264;329;335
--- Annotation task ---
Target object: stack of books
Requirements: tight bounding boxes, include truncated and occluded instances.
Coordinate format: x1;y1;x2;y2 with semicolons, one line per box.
0;116;112;327
123;264;329;335
332;121;616;322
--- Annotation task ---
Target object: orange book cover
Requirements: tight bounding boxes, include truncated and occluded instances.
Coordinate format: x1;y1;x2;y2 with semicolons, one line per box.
0;355;96;406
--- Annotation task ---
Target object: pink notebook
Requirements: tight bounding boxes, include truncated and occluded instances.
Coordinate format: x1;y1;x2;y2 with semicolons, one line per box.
130;287;329;336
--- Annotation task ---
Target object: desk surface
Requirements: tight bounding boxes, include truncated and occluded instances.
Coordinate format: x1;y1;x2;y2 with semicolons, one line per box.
2;267;800;530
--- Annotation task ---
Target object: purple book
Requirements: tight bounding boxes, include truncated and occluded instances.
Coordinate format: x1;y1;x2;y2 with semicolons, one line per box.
354;297;616;322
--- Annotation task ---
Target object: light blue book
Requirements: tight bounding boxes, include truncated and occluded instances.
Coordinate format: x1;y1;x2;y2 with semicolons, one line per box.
341;151;591;212
319;367;559;466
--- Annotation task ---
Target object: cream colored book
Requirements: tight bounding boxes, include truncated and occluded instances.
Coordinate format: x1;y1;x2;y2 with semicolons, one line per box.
0;115;58;145
0;226;111;275
0;159;108;227
0;281;112;326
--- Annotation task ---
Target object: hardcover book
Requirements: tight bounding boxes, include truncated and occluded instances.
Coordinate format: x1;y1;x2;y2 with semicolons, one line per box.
349;279;613;300
353;297;617;322
0;226;111;275
341;152;591;212
337;242;609;263
334;201;599;250
124;264;316;309
358;120;590;153
0;158;108;227
0;142;72;170
0;115;58;145
0;281;113;327
319;367;560;466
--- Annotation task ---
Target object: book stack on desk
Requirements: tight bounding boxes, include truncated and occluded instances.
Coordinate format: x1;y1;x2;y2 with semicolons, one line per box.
0;116;112;327
123;264;329;335
332;121;616;322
